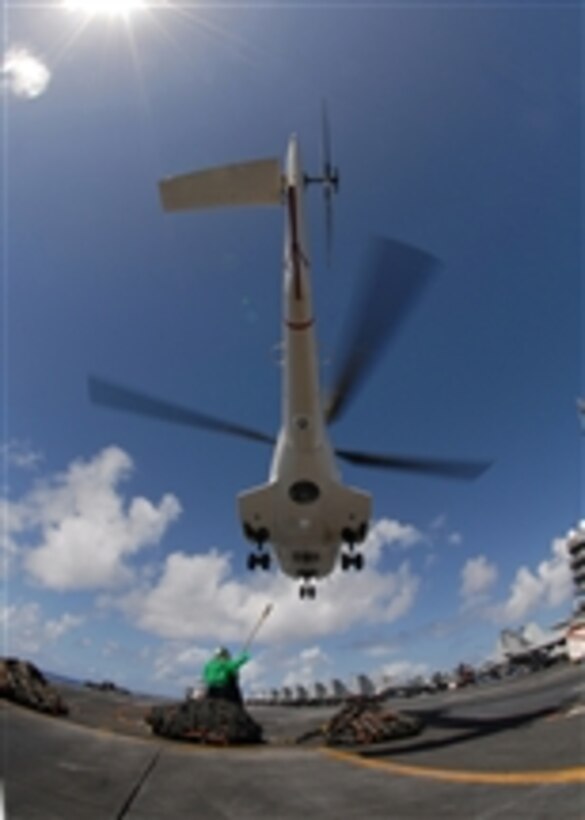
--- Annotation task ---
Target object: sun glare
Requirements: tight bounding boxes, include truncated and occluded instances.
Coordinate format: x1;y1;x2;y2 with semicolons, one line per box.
62;0;146;17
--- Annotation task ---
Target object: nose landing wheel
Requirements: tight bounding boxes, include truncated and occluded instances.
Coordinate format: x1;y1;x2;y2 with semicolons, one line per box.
299;581;316;600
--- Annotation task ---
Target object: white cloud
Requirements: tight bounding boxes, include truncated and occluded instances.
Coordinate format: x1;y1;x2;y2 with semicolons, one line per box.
152;643;210;685
429;513;463;547
8;447;181;590
362;644;396;659
1;47;51;99
460;555;498;608
45;612;85;641
122;549;261;641
365;518;425;564
115;518;421;645
1;602;83;655
299;645;328;663
1;499;21;580
376;659;430;686
492;536;572;624
239;657;267;691
1;440;44;471
430;514;462;546
281;645;331;689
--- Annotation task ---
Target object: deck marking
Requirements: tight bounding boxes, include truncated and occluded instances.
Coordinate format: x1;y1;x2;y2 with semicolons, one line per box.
322;748;585;785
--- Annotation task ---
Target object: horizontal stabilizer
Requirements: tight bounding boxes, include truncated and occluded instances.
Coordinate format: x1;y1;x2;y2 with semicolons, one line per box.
159;158;282;212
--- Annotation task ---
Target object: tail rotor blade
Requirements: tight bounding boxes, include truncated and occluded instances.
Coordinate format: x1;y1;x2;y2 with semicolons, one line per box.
324;184;334;266
336;447;491;480
320;100;338;266
321;99;332;180
325;236;440;425
88;376;275;445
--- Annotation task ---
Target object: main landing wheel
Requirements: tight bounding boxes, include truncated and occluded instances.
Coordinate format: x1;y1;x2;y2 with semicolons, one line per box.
341;552;364;571
299;583;316;600
247;552;271;571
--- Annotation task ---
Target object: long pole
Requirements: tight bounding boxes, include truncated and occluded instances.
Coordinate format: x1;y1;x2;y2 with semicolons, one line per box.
242;603;273;654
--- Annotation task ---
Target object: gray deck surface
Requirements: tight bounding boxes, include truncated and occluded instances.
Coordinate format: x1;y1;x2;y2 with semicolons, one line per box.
1;663;583;819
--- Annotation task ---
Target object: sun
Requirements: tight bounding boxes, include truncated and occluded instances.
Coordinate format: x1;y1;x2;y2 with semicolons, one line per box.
62;0;146;18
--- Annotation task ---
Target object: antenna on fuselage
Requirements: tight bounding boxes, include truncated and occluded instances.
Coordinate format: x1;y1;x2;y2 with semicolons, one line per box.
305;100;339;265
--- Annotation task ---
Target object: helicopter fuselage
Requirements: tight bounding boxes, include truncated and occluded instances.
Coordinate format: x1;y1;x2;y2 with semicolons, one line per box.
237;136;371;589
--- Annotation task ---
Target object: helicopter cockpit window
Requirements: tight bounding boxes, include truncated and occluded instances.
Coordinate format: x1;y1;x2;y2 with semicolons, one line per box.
289;480;320;504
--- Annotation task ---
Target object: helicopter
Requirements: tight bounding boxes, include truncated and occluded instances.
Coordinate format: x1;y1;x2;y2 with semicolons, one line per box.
89;110;490;599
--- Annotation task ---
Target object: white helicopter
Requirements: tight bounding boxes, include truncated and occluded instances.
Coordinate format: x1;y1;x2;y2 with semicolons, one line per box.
90;110;490;599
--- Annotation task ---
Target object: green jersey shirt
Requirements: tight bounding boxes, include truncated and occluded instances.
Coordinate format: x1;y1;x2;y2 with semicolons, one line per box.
203;652;249;688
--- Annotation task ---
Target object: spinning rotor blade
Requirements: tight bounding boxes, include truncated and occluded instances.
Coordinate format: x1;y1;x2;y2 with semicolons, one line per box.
89;376;275;445
320;100;338;265
325;237;440;425
324;184;334;266
321;99;333;181
335;448;491;480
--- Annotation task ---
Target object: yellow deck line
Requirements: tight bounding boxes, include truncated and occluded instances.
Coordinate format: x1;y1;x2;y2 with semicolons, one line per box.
322;748;585;785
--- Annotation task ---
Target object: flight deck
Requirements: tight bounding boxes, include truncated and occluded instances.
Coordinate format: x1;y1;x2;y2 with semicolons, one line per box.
1;662;583;819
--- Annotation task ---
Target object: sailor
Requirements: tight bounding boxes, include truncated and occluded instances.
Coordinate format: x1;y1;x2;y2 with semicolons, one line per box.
203;647;249;705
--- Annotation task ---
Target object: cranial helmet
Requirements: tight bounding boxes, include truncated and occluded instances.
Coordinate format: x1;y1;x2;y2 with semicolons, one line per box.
215;647;231;659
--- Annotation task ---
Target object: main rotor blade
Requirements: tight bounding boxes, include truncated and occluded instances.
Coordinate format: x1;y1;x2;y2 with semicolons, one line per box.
336;447;491;480
88;376;275;445
325;237;440;425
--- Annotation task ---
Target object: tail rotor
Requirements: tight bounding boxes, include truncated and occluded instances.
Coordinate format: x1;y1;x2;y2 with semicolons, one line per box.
321;100;339;263
305;100;339;265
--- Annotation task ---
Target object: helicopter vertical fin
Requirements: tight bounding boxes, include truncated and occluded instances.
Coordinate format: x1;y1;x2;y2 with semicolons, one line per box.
159;158;282;212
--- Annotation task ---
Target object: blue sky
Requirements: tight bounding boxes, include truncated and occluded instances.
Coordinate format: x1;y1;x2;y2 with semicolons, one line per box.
1;1;582;697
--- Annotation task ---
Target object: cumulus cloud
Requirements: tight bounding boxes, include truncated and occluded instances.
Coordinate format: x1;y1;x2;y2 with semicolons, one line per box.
492;536;572;624
1;500;21;579
7;447;181;590
376;659;430;686
281;645;332;689
1;602;83;655
430;514;462;546
365;518;425;563
152;643;210;687
460;555;498;608
115;518;421;645
1;47;51;99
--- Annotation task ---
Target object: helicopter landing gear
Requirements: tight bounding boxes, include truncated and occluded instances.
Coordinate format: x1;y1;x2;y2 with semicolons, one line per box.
341;523;368;546
243;523;269;545
299;582;316;600
246;540;271;571
341;551;364;571
341;525;366;571
244;523;271;571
